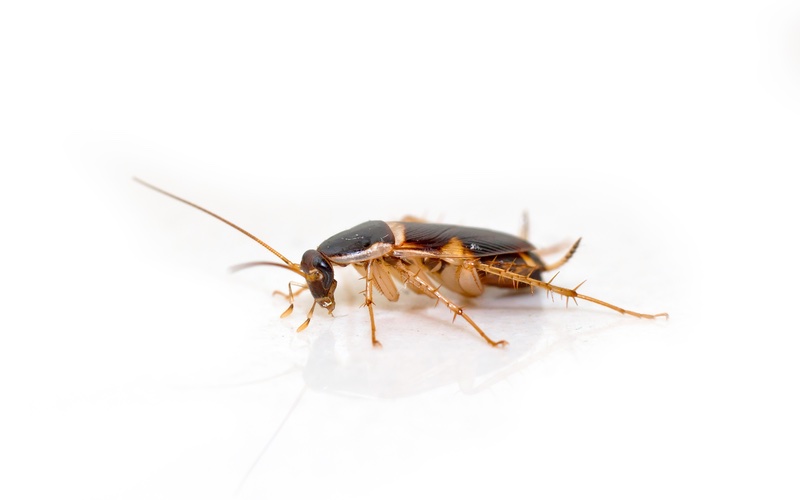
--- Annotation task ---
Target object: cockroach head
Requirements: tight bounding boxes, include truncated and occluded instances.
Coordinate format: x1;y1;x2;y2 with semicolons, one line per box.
300;249;337;313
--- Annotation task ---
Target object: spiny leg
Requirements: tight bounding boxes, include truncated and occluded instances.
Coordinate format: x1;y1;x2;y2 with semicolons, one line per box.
475;262;669;319
399;265;508;347
362;260;382;347
272;282;308;318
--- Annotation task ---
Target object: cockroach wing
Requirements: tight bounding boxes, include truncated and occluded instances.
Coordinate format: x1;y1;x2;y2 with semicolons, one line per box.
391;222;536;258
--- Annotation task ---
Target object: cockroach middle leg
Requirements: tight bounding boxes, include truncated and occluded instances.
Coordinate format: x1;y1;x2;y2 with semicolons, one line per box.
362;260;382;347
399;264;508;347
475;262;669;320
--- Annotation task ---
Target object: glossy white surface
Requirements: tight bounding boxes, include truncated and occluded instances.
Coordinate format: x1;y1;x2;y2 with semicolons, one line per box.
2;1;798;498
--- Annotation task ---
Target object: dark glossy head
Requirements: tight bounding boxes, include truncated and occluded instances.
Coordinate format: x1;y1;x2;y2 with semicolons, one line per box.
300;249;337;312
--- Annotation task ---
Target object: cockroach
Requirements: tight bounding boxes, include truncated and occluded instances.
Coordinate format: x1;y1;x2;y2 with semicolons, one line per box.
135;178;667;347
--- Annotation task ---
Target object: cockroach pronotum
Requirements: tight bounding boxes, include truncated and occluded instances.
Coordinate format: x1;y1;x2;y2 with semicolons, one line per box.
135;178;668;347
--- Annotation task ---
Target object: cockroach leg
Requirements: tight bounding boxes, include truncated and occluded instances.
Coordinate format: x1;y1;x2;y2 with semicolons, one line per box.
296;301;316;333
543;238;581;272
272;282;308;318
519;211;530;240
475;263;669;320
399;264;508;348
363;260;382;347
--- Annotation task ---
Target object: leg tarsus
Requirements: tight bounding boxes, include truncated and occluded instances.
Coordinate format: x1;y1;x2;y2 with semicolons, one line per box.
296;302;315;332
296;318;310;332
274;282;307;319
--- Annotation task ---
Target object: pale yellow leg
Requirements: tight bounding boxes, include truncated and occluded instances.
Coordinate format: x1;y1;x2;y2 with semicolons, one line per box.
272;282;307;318
397;263;508;347
363;260;382;347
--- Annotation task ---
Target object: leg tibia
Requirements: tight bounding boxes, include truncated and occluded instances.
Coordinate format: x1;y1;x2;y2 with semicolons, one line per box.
400;266;508;347
475;262;668;320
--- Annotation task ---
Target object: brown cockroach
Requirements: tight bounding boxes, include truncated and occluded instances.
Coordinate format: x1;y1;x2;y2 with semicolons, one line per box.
135;178;667;347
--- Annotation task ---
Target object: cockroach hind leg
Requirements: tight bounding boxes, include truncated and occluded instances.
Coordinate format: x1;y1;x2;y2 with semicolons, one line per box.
476;262;668;320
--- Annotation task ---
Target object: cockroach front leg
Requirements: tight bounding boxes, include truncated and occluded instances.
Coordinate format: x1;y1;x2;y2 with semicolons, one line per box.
296;302;316;333
273;281;307;319
273;282;318;334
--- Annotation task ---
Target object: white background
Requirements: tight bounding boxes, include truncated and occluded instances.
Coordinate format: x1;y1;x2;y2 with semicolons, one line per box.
2;1;799;499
